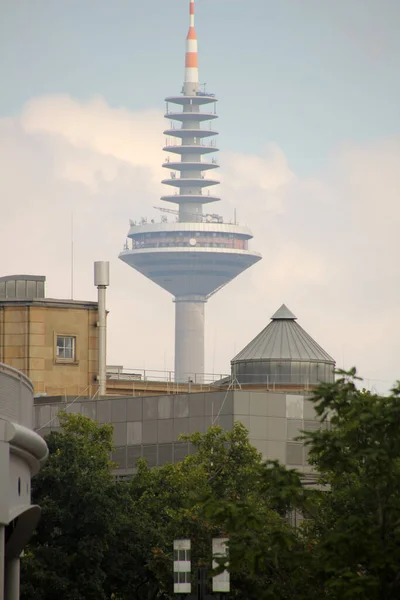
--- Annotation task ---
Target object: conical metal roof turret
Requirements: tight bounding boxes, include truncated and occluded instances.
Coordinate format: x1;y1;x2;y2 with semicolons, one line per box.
233;304;334;362
231;305;335;389
270;303;297;321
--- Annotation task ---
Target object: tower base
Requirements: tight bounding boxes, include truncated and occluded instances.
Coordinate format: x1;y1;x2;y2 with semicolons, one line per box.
174;295;206;383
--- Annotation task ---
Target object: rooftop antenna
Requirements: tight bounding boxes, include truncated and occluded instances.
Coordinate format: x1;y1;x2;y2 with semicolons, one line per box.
94;261;110;397
184;0;199;95
70;212;74;299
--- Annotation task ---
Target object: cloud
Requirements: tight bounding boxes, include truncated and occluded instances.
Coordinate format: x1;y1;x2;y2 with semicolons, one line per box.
0;94;399;393
21;95;165;177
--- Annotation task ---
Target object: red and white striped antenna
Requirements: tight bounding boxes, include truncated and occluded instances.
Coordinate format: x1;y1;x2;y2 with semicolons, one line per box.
184;0;199;94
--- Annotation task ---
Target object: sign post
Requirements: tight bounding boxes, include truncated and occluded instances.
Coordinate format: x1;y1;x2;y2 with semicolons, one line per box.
174;539;191;596
173;538;230;599
212;538;230;596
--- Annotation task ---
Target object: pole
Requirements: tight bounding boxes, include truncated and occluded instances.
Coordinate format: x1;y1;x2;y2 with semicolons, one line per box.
0;526;5;600
70;212;74;299
94;261;110;398
98;285;106;397
4;558;20;600
197;567;208;600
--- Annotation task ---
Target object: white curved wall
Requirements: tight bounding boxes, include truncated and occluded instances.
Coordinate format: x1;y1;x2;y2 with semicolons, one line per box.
0;365;33;429
0;363;48;599
8;454;31;510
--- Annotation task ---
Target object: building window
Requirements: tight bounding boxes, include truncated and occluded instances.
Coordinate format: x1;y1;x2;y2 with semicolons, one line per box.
56;335;76;361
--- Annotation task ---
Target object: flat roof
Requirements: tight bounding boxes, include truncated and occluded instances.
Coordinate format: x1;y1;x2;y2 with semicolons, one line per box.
0;298;98;310
0;274;46;282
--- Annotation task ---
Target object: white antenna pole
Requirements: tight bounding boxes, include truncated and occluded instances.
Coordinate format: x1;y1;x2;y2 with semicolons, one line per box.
94;262;110;397
71;212;74;299
212;331;216;378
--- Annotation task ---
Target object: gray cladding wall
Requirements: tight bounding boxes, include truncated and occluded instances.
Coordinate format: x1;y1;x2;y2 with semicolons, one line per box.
0;365;34;428
34;391;323;474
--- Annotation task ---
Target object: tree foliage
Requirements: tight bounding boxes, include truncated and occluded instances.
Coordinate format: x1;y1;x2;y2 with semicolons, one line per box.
209;369;400;599
302;369;400;599
23;371;400;599
21;412;119;600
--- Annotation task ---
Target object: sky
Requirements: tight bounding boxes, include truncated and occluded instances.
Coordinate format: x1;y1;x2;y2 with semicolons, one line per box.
0;0;399;392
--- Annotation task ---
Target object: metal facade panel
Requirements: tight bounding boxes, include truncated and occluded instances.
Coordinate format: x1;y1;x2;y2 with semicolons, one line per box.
286;395;304;419
142;420;158;444
97;400;112;423
173;442;189;462
174;396;189;418
304;398;318;420
213;414;233;431
66;402;81;414
35;405;50;429
188;393;205;417
266;394;286;417
235;415;250;430
143;444;157;467
189;416;205;434
286;442;304;466
267;440;286;463
112;447;126;468
158;396;173;419
249;415;267;440
143;397;158;420
174;417;190;439
80;402;97;421
266;417;287;441
287;419;304;441
127;398;143;421
249;393;268;416
111;398;127;422
126;421;142;445
233;391;250;415
304;420;321;433
127;445;142;468
158;419;174;443
113;422;127;446
158;443;173;465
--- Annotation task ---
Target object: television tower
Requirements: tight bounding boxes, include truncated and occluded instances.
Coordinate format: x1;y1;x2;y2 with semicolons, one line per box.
119;0;261;382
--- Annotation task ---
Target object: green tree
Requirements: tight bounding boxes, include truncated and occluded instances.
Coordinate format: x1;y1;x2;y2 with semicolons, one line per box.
207;370;400;600
302;369;400;599
125;423;267;599
30;384;400;600
21;411;120;600
205;459;319;600
23;416;277;600
124;423;316;600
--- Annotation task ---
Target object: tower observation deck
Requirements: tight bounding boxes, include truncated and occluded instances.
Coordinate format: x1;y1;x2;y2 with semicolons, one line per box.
119;0;261;382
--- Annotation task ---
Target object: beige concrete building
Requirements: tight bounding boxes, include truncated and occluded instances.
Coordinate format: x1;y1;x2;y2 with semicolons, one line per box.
0;275;99;397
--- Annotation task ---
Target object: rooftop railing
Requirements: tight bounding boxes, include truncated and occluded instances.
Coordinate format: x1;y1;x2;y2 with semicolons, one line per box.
106;367;229;386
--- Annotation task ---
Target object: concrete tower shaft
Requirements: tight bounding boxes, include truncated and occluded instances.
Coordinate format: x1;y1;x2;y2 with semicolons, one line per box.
119;0;261;382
